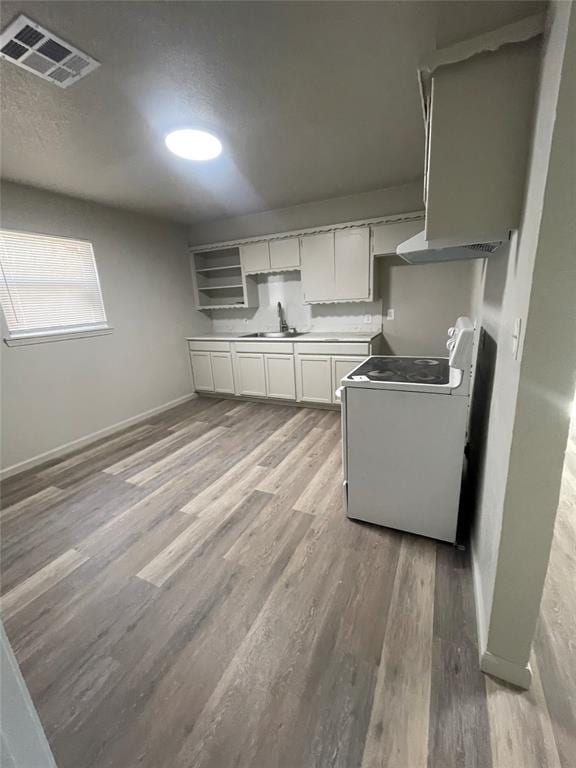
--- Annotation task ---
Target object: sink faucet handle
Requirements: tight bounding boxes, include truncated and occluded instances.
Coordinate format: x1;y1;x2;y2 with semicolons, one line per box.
277;301;289;333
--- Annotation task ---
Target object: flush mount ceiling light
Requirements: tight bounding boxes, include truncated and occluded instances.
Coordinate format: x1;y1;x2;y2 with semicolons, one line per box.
165;129;222;161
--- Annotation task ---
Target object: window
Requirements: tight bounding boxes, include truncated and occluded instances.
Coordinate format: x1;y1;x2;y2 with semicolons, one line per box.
0;229;110;344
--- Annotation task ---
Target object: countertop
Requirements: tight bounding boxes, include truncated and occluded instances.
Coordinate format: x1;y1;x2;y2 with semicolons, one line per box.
185;331;380;343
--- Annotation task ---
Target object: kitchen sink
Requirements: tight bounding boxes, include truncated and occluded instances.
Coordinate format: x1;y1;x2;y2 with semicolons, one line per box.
241;331;305;338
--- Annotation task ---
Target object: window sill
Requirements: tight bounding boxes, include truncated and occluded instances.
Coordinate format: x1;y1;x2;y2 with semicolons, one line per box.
4;327;114;347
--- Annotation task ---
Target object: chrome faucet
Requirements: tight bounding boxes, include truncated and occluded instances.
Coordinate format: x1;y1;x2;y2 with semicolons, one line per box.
277;302;289;333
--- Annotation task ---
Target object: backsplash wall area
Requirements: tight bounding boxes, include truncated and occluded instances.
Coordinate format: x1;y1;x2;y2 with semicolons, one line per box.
206;259;478;355
209;272;384;334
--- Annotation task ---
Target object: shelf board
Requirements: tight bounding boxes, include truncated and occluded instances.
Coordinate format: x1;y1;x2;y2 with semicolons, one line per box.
195;265;241;273
198;302;246;310
198;284;244;291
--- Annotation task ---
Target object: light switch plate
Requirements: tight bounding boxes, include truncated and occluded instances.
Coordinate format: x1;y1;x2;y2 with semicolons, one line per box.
386;308;395;320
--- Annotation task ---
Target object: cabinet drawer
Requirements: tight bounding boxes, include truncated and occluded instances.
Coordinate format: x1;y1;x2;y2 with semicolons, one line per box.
294;342;370;356
188;340;231;353
233;341;294;354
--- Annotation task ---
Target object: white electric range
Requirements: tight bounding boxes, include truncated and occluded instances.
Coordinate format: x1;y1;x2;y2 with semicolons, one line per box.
338;317;475;543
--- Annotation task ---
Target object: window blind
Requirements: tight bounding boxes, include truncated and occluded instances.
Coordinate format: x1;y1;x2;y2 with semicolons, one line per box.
0;229;108;338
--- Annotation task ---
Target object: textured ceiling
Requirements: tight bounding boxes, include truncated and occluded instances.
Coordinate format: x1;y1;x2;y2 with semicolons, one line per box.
0;1;543;223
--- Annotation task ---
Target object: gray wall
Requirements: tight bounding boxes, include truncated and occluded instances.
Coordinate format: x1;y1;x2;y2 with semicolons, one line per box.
468;0;576;686
0;182;210;473
189;182;423;245
377;257;479;356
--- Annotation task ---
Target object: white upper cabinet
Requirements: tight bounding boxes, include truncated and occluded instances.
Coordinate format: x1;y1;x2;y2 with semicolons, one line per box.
269;237;300;270
371;220;423;256
300;232;334;303
300;228;371;304
424;40;540;243
333;228;371;300
240;241;270;273
240;237;300;274
191;247;258;310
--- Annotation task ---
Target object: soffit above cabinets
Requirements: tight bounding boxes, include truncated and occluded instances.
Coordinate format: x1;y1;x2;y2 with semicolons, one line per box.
188;212;425;254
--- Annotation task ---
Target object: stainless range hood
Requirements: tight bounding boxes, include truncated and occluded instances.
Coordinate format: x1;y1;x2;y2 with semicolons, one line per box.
397;230;507;264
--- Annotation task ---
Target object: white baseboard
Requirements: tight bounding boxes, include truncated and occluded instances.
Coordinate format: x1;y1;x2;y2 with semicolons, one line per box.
472;545;532;690
0;393;197;481
481;650;532;690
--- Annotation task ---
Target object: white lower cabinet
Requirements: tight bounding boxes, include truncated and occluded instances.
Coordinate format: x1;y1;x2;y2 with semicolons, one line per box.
296;355;333;404
189;338;374;403
211;352;235;394
190;352;214;392
236;353;267;397
265;354;296;400
331;356;365;403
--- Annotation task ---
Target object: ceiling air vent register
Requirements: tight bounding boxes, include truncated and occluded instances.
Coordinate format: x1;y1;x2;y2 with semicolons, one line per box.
0;14;99;88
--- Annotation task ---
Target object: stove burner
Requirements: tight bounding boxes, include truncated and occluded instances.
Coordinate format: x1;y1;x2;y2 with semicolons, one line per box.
350;356;450;385
366;369;400;380
407;370;445;383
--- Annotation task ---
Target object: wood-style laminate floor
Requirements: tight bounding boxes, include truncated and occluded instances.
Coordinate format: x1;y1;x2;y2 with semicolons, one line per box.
0;397;573;768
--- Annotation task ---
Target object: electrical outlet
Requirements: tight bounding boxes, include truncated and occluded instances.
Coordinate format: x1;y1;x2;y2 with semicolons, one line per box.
386;308;395;321
363;314;372;324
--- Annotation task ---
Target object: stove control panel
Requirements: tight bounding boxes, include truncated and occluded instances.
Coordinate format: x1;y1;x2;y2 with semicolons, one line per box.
448;317;474;371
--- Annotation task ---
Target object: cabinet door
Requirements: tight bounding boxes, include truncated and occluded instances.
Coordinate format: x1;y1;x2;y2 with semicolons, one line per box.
269;237;300;270
300;232;334;302
236;353;267;397
297;355;333;404
210;352;235;394
190;352;214;392
265;355;296;400
334;228;371;300
425;43;538;241
331;356;365;403
240;241;270;273
371;220;423;256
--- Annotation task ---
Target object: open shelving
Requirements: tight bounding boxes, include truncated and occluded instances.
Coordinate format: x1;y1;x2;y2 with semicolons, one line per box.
190;247;258;310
